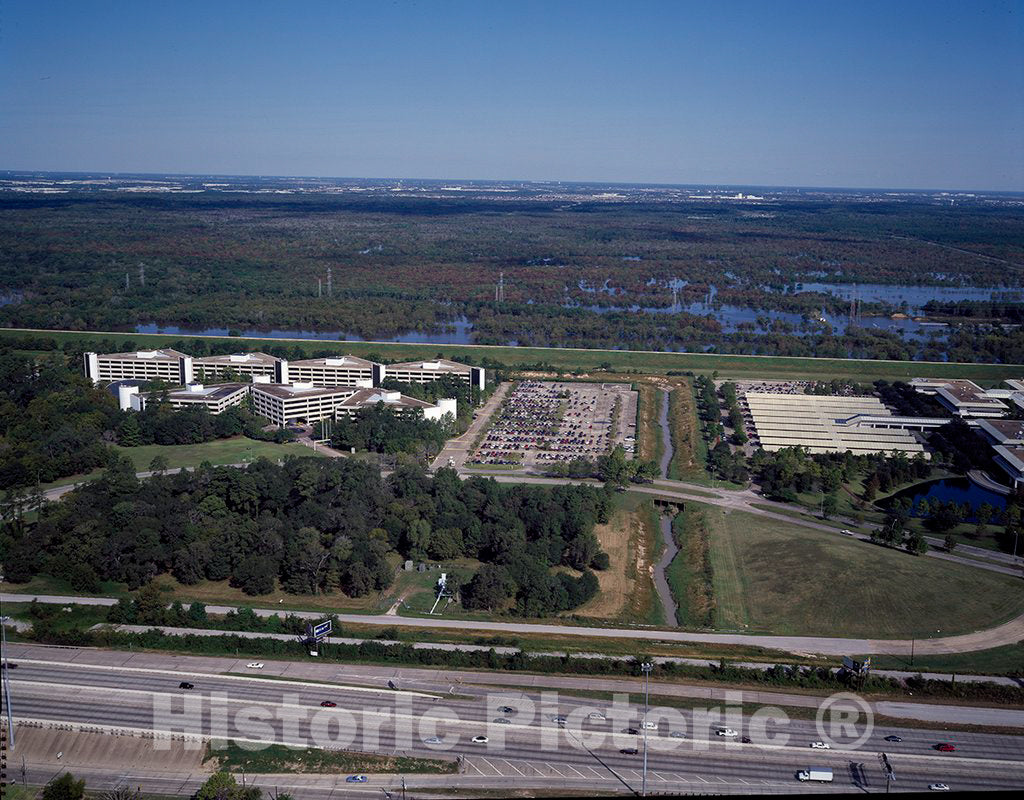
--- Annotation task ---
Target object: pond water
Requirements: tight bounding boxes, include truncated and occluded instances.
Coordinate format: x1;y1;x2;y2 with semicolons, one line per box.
884;477;1008;522
795;282;1024;311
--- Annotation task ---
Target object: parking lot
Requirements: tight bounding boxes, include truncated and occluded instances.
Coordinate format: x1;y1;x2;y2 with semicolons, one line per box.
469;380;637;468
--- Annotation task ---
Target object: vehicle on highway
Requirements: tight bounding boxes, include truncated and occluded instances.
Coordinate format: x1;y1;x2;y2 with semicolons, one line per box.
810;741;831;749
345;775;368;783
624;727;640;735
493;718;511;724
551;715;567;723
320;700;337;707
472;735;489;744
423;737;443;745
841;529;854;536
741;736;752;744
935;743;956;752
929;784;950;792
641;721;658;730
669;731;685;739
620;747;638;755
588;712;606;721
716;728;739;738
884;735;903;742
178;682;194;689
498;705;514;714
246;662;264;669
797;768;833;783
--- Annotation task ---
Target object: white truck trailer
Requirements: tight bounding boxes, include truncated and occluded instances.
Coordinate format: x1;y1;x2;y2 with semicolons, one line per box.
797;768;834;783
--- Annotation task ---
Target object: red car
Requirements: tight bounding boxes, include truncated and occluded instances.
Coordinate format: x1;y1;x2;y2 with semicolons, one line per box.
320;701;337;708
935;743;956;752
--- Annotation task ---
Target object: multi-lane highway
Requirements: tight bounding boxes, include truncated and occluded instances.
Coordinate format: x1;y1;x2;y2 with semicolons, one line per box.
5;644;1024;795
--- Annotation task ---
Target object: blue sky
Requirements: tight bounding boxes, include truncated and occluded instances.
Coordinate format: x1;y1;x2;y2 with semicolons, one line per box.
2;0;1022;190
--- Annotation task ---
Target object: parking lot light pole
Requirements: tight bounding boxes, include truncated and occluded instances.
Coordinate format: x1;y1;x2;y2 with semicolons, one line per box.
641;661;653;797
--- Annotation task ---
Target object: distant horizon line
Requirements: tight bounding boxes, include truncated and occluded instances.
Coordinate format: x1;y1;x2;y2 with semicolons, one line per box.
2;167;1022;197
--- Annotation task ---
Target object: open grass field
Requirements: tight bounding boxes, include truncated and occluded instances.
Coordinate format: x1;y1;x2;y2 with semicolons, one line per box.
206;740;457;774
574;508;637;620
36;437;315;492
667;379;712;483
5;326;1023;383
694;502;1024;639
634;382;662;464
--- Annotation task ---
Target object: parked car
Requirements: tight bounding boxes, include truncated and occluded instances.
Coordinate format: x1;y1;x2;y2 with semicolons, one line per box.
178;682;194;689
320;700;337;708
935;743;956;752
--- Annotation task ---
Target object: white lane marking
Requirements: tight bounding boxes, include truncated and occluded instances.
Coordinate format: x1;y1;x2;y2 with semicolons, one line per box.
464;759;487;776
502;759;526;777
562;763;587;778
478;757;502;776
652;771;668;782
545;763;567;777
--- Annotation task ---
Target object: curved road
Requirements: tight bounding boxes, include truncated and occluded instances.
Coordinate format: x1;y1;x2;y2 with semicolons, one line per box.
7;591;1024;658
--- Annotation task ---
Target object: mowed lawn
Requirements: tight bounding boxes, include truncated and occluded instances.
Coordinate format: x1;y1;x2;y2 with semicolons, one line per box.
40;437;316;490
699;504;1024;639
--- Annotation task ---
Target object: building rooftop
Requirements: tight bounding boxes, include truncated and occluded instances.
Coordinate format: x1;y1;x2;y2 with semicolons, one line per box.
251;382;359;400
290;355;377;368
97;348;189;361
161;383;248;401
994;444;1024;473
977;418;1024;443
387;358;473;372
194;352;279;366
339;388;434;410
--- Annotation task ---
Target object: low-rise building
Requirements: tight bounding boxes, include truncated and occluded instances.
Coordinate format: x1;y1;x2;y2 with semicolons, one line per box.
85;349;193;385
383;358;484;390
123;382;249;414
336;389;456;421
992;445;1024;489
910;378;1007;418
976;418;1024;446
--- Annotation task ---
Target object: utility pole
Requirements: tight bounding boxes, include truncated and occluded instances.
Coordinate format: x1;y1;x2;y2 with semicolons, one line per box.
641;661;653;797
318;278;322;298
2;617;15;750
138;263;145;288
327;266;332;297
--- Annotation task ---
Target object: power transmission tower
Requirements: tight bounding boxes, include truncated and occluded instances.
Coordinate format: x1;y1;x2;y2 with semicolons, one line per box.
327;267;333;297
495;271;505;303
138;263;145;288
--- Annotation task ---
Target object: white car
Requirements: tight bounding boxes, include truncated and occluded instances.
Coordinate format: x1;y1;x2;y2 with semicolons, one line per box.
717;728;739;738
588;712;606;721
929;784;950;792
641;721;658;730
810;741;831;749
245;662;264;669
841;529;854;536
423;736;443;745
472;735;489;744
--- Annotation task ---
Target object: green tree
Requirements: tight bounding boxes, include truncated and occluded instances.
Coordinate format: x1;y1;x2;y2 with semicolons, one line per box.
821;493;838;519
43;773;86;800
149;454;169;473
117;415;142;447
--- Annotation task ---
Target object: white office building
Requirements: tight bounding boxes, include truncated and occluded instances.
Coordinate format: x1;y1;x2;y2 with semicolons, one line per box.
121;382;250;414
193;352;283;382
84;349;194;385
383;358;484;389
250;382;362;427
288;355;383;386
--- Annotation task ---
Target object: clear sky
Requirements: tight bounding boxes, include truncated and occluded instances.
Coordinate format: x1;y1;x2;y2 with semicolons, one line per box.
2;0;1022;190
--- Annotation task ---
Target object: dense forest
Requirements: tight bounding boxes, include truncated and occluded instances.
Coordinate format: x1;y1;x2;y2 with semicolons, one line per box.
2;192;1022;360
0;457;610;616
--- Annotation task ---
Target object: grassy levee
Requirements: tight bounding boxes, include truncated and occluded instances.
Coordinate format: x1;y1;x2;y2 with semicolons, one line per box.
4;326;1023;383
696;501;1024;639
206;740;458;774
665;509;716;628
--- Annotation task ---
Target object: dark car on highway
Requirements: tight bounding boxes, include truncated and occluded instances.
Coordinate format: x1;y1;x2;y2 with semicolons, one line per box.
179;682;194;689
320;700;337;707
884;735;903;743
935;743;956;752
620;747;638;755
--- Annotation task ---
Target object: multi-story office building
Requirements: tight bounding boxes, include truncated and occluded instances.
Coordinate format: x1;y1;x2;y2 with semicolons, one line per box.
382;358;484;389
84;349;194;385
250;382;361;427
288;355;382;386
193;352;284;382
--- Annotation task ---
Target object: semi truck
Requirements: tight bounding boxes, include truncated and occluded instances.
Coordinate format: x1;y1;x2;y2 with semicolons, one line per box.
797;768;834;783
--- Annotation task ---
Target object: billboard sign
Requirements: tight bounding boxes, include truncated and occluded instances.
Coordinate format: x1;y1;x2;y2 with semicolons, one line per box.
309;619;332;640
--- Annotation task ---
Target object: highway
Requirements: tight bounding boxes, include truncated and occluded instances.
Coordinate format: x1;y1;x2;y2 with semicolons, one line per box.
4;646;1024;795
